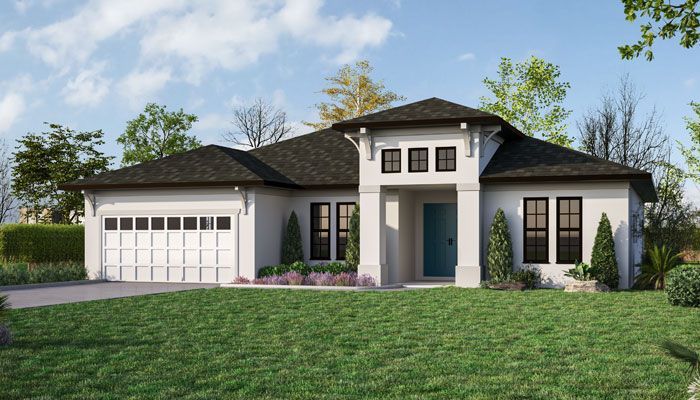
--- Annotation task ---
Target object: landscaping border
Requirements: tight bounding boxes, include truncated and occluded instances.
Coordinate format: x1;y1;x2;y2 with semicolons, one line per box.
221;283;404;291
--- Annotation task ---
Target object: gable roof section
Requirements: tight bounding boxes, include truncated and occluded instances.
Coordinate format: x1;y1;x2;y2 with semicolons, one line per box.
480;136;657;201
331;97;523;138
250;128;358;188
61;144;298;190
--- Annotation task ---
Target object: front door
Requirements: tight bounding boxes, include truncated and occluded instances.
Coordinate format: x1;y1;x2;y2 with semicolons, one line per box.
423;203;457;277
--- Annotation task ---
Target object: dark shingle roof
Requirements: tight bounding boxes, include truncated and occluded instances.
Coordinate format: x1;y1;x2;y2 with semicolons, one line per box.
330;97;522;138
480;136;657;201
62;129;358;191
250;128;358;188
61;145;298;190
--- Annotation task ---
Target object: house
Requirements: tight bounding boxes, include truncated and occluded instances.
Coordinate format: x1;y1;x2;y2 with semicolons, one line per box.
62;98;655;288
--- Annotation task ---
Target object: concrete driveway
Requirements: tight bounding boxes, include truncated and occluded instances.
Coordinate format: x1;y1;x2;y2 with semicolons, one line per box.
4;282;218;309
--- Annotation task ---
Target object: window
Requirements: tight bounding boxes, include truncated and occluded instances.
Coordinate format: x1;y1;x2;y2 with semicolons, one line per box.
104;217;117;230
557;197;582;264
436;147;456;171
217;216;231;230
120;217;133;231
311;203;330;260
408;148;428;172
135;217;149;230
151;217;165;230
336;203;356;260
167;217;181;230
382;149;401;173
183;217;197;230
523;198;548;263
200;216;215;230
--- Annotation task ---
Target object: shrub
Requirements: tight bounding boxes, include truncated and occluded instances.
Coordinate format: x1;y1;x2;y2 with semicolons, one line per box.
0;262;86;286
565;261;594;281
0;292;9;324
665;265;700;307
512;265;541;289
635;245;681;289
305;272;335;286
281;212;303;264
258;261;310;278
0;224;84;263
232;276;250;284
283;271;305;285
334;272;356;286
356;274;376;287
590;213;619;289
313;261;353;275
261;275;288;285
487;209;513;282
345;205;360;270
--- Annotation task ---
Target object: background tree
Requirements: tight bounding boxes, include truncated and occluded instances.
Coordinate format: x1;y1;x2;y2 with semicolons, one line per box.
679;101;700;182
281;211;303;264
306;60;405;130
578;74;668;177
590;213;620;289
0;140;16;224
486;209;513;281
223;98;293;148
480;56;573;147
12;123;112;224
118;103;200;166
645;162;698;252
345;205;360;270
619;0;699;61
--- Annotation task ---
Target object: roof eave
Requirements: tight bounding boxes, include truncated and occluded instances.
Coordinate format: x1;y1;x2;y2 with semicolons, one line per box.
59;179;301;191
331;116;524;138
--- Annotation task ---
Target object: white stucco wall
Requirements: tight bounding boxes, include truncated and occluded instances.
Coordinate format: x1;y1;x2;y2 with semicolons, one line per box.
481;182;637;289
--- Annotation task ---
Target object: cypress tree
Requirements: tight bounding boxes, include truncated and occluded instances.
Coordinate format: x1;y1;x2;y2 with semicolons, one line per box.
487;208;513;281
345;204;360;270
281;211;303;264
591;212;619;288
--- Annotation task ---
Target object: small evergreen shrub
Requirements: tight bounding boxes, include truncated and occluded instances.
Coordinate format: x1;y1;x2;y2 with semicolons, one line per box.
512;265;541;289
590;213;619;289
345;205;360;269
313;261;354;274
258;261;310;278
0;224;84;263
665;265;700;307
281;212;303;264
0;262;86;286
487;209;513;281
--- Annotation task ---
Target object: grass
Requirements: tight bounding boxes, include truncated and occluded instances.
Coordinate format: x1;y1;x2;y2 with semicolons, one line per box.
0;288;698;399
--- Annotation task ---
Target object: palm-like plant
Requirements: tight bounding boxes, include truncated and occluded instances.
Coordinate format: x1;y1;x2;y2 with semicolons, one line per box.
659;341;699;400
0;292;11;346
564;261;594;281
635;245;681;289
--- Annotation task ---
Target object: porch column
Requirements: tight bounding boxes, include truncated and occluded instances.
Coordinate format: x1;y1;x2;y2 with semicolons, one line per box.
358;185;387;285
456;183;482;287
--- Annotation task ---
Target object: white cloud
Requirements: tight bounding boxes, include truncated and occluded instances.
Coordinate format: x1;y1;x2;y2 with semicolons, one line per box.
458;52;476;61
61;62;111;107
117;67;172;107
14;0;32;13
684;78;697;88
0;92;26;133
0;32;16;52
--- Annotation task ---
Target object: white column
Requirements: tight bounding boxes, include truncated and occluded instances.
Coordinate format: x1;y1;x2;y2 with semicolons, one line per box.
358;185;387;285
456;183;482;287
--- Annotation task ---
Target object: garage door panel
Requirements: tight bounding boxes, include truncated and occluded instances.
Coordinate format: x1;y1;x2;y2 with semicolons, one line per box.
103;215;234;284
121;233;135;248
136;232;150;248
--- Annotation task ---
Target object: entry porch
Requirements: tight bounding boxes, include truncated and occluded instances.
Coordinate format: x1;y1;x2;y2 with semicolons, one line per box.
357;184;482;287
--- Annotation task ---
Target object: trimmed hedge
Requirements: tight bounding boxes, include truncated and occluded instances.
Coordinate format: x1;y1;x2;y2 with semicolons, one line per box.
665;264;700;307
258;261;355;278
0;224;84;263
0;262;87;286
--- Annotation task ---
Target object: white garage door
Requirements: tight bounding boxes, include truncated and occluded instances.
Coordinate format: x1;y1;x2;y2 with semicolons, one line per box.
102;215;234;283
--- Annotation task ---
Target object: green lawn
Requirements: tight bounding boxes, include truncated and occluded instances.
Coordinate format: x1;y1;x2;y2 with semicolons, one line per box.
1;288;698;399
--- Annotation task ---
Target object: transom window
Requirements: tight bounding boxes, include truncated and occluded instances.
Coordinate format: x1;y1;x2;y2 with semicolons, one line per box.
311;203;331;260
557;197;582;263
436;147;456;171
336;203;356;260
523;198;548;263
382;149;401;173
408;148;428;172
104;216;231;231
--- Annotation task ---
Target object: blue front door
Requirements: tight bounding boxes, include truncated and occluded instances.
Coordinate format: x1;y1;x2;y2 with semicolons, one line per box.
423;203;457;277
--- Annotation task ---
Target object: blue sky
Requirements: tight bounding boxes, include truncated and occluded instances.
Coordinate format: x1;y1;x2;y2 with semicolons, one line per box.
0;0;699;200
